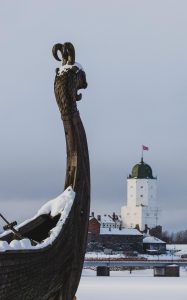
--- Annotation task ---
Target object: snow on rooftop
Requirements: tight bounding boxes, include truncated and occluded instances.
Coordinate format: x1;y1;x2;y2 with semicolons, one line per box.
143;236;166;244
100;228;142;236
0;186;75;252
100;215;115;224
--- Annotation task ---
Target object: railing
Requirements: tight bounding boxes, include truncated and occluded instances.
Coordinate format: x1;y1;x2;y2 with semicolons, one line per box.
84;258;187;267
85;257;187;261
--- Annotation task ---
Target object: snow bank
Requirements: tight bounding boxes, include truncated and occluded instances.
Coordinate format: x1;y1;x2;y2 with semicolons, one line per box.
0;186;75;252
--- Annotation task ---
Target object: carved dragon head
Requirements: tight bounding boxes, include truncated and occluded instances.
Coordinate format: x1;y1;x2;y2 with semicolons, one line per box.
52;42;87;115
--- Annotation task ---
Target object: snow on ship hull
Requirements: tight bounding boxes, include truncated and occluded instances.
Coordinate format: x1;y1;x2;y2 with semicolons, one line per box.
0;42;90;300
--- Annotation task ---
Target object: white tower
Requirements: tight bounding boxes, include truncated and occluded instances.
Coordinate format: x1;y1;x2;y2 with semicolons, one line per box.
121;158;160;231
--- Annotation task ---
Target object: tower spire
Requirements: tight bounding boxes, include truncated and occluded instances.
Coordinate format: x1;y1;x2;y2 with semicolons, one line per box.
141;146;144;162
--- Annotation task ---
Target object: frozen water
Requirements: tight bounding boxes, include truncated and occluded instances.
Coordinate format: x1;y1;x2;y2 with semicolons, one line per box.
77;269;187;300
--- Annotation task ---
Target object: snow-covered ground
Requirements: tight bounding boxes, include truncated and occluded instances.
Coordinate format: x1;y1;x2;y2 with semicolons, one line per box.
167;244;187;256
85;244;187;260
77;268;187;300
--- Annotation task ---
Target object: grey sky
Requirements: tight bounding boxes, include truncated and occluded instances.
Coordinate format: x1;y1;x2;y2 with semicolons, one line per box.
0;0;187;231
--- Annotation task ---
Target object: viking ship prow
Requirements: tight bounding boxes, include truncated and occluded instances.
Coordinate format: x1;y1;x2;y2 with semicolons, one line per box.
0;42;90;300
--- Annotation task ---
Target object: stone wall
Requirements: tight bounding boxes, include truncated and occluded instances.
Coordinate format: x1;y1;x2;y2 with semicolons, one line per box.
99;234;143;252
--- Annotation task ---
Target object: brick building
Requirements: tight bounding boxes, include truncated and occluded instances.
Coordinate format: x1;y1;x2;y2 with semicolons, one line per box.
87;214;143;253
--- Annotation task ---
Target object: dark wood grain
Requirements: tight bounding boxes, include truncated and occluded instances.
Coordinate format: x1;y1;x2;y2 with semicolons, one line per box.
0;42;90;300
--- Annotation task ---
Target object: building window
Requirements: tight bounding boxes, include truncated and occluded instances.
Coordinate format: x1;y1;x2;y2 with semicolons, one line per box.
140;195;143;197
141;186;143;188
146;213;149;216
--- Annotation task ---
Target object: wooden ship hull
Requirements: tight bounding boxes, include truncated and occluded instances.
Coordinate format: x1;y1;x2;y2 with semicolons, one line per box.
0;42;90;300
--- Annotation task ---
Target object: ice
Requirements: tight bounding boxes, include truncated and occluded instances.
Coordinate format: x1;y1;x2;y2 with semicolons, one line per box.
77;269;187;300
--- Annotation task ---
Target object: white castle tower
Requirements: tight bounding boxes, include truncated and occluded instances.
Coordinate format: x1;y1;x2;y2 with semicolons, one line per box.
121;157;160;231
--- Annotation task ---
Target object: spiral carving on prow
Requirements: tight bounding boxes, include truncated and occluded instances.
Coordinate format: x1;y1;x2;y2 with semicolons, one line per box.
64;42;75;65
52;42;75;65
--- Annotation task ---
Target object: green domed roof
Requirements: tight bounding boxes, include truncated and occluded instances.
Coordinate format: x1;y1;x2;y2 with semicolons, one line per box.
129;158;155;179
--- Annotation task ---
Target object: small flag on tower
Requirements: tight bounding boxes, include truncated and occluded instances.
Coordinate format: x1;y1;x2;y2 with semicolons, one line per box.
142;145;149;151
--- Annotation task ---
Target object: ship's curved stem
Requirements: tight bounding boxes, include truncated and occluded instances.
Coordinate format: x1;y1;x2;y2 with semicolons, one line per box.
53;42;90;300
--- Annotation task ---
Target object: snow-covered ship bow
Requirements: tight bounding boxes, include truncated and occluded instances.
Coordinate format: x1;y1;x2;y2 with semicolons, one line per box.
0;42;90;300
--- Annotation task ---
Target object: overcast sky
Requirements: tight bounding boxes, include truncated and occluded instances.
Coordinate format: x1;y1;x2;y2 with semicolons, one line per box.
0;0;187;231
